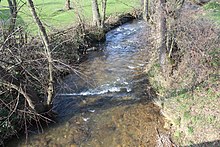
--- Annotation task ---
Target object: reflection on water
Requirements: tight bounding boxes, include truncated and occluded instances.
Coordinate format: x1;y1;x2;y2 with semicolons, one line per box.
9;21;170;147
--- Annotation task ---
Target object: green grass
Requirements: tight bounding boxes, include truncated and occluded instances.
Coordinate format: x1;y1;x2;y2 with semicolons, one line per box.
147;60;220;146
163;82;220;145
0;0;140;34
204;1;220;10
203;2;220;24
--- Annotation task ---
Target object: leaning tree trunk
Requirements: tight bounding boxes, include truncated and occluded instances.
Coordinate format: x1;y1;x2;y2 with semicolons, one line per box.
143;0;149;21
73;0;85;30
158;0;167;72
101;0;107;28
27;0;54;107
64;0;71;10
5;0;17;45
7;0;17;35
91;0;101;27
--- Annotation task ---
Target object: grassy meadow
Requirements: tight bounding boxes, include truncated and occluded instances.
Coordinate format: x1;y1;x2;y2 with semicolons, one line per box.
0;0;140;34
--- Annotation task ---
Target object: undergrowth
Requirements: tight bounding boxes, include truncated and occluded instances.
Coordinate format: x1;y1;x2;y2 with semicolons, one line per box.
146;3;220;146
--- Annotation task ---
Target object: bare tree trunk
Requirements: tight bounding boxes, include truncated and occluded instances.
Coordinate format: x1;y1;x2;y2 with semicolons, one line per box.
91;0;101;27
64;0;71;10
101;0;107;28
27;0;54;106
5;0;17;45
158;0;167;72
143;0;149;21
73;0;84;29
73;0;86;40
7;0;17;34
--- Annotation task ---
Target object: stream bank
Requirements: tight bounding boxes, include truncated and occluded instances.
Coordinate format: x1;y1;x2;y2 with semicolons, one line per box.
145;2;220;146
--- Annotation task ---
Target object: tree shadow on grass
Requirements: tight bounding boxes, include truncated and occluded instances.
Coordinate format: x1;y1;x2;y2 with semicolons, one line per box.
163;80;205;100
0;9;11;21
184;140;220;147
35;2;62;7
0;9;26;28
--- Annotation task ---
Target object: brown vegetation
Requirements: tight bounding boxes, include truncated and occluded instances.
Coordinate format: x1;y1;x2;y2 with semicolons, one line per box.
146;1;220;146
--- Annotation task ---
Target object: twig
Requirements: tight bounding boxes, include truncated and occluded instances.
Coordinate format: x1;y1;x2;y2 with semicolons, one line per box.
155;127;164;146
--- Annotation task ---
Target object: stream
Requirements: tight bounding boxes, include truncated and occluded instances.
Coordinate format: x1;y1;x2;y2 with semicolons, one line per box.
8;20;170;147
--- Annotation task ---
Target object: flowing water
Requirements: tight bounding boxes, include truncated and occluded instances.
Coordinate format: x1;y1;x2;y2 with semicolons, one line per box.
9;21;170;147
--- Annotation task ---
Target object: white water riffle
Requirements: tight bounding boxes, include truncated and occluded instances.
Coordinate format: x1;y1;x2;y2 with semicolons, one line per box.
58;85;132;96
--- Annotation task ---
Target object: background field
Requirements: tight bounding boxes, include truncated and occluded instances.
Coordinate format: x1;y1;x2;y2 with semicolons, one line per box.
0;0;140;34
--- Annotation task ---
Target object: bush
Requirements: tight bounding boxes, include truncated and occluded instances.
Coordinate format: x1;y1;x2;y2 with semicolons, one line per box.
168;10;220;89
